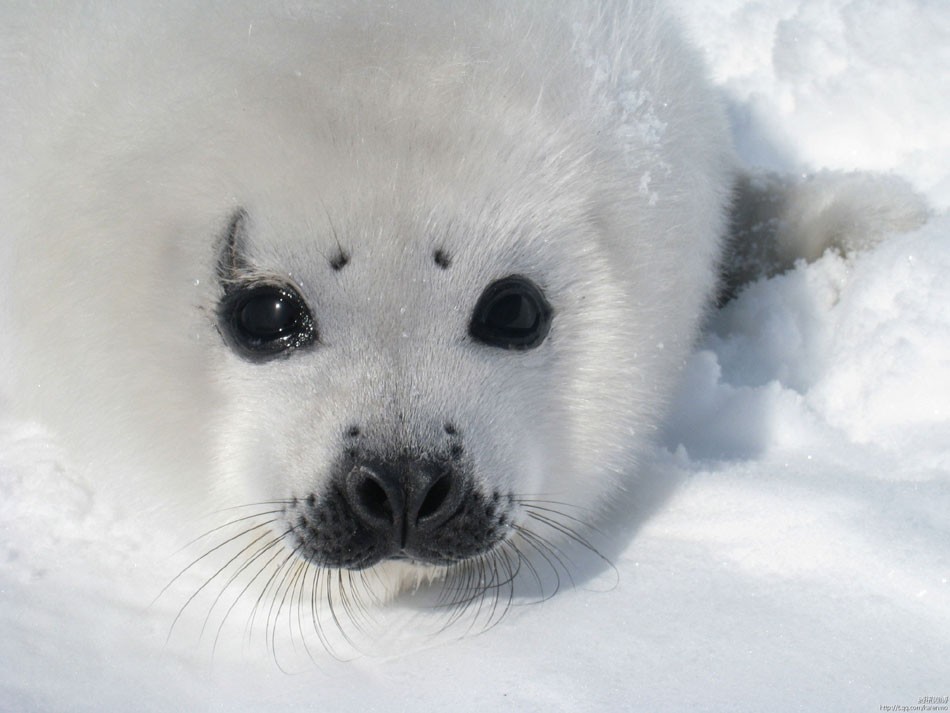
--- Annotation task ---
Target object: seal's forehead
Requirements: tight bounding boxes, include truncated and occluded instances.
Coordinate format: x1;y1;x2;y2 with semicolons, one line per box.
233;127;607;278
238;182;603;302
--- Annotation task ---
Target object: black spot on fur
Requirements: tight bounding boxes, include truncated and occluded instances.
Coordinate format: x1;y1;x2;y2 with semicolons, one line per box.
433;249;451;269
330;250;350;271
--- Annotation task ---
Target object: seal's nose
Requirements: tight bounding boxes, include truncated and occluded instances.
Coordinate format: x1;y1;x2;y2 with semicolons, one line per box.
342;458;463;548
294;444;504;569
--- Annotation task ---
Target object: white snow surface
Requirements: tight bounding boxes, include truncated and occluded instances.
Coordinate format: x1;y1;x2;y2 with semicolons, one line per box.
2;1;948;711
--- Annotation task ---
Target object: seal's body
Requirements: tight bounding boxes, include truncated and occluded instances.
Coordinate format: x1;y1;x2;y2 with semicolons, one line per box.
1;1;730;593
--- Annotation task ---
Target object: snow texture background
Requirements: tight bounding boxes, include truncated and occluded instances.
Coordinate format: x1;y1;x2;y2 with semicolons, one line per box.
1;1;947;711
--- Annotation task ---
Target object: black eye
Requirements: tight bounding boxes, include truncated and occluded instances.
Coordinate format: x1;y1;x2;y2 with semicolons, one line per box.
218;283;316;360
469;275;553;350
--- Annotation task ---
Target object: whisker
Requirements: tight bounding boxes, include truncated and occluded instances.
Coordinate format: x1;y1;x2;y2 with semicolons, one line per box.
510;540;545;599
337;568;368;638
487;546;518;630
309;567;333;657
283;561;308;661
310;567;356;662
325;566;362;655
198;528;280;641
246;545;299;648
344;569;374;632
477;554;503;633
511;496;599;518
208;500;296;515
524;510;613;570
523;515;582;574
164;519;283;643
294;561;321;666
266;544;306;663
154;517;280;608
212;539;288;657
518;501;607;536
175;509;287;554
511;525;568;600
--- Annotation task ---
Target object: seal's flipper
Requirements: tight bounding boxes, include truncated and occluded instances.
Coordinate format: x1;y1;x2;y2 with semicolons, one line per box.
720;170;929;304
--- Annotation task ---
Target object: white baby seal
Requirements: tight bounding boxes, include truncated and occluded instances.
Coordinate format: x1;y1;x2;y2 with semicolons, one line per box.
2;0;733;639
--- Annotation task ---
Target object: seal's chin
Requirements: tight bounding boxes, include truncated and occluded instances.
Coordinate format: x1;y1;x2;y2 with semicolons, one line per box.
358;556;463;599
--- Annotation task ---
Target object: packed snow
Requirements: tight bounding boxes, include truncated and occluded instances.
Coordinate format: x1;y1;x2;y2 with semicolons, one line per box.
1;1;947;711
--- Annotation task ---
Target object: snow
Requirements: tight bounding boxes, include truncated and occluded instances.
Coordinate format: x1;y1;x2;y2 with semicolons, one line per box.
2;1;948;711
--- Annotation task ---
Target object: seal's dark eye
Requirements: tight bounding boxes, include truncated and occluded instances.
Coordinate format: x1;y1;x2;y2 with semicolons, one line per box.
469;275;553;350
219;283;316;360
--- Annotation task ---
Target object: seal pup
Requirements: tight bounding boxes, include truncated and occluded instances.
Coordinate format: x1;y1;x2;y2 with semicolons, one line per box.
16;0;926;649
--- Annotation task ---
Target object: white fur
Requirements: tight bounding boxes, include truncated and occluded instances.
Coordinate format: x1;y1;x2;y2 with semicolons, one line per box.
1;1;732;595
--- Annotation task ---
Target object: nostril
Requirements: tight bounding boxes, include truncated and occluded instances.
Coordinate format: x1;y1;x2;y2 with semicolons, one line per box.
410;469;463;533
417;473;452;521
355;477;392;521
344;465;402;530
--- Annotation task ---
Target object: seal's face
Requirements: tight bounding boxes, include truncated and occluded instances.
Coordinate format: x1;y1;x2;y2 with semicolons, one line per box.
215;210;557;568
212;180;582;581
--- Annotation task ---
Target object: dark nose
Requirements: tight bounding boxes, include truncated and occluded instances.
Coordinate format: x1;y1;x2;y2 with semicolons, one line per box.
342;459;462;547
